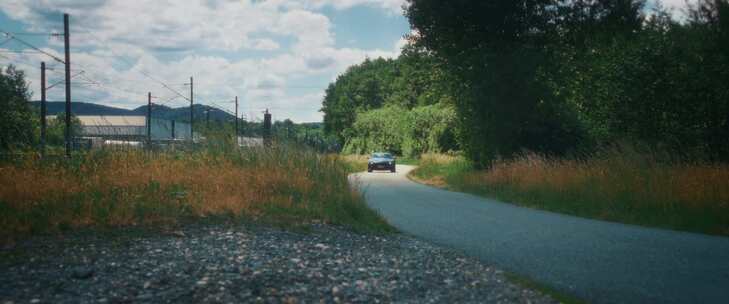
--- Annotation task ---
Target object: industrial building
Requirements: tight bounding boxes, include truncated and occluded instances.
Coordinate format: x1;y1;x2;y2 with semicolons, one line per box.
48;115;193;148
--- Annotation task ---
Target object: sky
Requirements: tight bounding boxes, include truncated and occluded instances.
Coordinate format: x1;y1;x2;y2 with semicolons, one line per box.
0;0;410;123
0;0;694;123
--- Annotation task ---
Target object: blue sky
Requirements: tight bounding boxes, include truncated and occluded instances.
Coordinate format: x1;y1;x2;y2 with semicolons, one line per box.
0;0;410;122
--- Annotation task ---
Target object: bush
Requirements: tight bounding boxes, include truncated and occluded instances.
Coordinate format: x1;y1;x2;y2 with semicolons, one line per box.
342;104;458;157
0;65;35;151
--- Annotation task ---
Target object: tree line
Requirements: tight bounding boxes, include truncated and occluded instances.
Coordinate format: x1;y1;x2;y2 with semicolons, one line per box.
321;45;460;157
323;0;729;166
1;66;82;152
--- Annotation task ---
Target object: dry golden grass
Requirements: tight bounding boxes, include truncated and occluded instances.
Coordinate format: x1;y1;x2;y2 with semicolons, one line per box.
420;153;460;165
412;151;729;235
0;148;391;240
470;153;729;212
337;154;370;173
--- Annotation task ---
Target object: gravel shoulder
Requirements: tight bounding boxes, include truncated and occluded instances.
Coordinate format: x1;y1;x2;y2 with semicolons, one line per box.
0;222;555;304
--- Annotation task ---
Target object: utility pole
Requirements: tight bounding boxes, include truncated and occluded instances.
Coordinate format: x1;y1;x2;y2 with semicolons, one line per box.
40;62;46;156
206;108;210;129
63;13;71;157
234;96;239;140
263;109;272;147
147;92;152;145
189;76;193;141
171;120;175;139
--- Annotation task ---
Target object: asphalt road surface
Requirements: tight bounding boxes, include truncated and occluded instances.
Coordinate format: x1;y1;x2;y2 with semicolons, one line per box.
351;165;729;304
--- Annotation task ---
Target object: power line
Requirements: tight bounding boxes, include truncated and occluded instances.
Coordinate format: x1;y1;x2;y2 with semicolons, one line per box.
0;27;154;105
46;70;85;90
0;49;43;54
208;101;236;116
76;73;149;98
0;30;65;64
154;94;188;108
0;55;42;71
1;31;62;37
76;28;191;102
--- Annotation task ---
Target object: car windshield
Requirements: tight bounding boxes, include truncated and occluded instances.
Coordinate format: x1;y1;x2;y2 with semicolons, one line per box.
372;153;392;159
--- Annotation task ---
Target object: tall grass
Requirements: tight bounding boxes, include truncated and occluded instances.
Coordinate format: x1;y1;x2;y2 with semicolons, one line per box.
411;150;729;236
338;154;370;173
0;146;392;242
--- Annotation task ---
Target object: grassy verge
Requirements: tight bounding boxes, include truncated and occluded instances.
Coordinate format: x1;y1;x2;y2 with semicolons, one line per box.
0;146;394;243
504;273;587;304
338;154;369;174
410;151;729;236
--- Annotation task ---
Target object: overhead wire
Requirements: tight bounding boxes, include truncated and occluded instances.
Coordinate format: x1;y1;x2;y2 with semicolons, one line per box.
0;27;175;113
0;50;42;54
46;70;86;90
2;31;61;37
0;30;65;64
208;101;236;116
0;54;44;71
77;73;149;99
3;26;190;108
0;26;284;122
0;37;12;47
76;28;191;102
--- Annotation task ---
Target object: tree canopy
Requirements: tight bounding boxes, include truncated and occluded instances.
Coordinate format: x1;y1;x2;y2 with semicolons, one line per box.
0;65;35;151
405;0;729;165
321;44;458;156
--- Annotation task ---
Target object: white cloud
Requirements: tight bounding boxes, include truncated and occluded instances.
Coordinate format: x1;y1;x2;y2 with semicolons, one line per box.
0;0;408;122
647;0;698;19
308;0;407;14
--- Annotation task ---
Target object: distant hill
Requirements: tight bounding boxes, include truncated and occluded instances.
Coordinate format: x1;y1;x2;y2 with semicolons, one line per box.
33;101;235;122
132;104;235;122
36;101;135;116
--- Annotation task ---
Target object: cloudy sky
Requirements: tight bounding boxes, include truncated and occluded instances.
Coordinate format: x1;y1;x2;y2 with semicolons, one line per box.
0;1;693;123
0;0;410;122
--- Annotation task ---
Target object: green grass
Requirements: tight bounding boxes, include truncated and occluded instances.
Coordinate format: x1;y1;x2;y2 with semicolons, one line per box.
504;273;587;304
396;157;420;166
409;152;729;236
339;154;369;174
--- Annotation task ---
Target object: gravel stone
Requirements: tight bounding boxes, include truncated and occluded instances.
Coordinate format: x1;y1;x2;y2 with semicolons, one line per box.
0;223;555;303
70;267;95;280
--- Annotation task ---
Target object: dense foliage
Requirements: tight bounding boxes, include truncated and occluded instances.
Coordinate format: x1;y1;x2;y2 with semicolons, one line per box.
405;0;729;165
271;120;340;153
321;45;458;155
0;65;35;151
0;65;86;153
342;104;457;157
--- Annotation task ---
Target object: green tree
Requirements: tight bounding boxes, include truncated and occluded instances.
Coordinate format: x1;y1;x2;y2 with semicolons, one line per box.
321;47;455;146
406;0;590;165
322;58;397;143
548;0;729;159
46;112;82;147
0;65;36;151
342;104;458;157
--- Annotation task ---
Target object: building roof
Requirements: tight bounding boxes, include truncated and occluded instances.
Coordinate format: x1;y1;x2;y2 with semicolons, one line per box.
45;115;193;140
76;115;146;127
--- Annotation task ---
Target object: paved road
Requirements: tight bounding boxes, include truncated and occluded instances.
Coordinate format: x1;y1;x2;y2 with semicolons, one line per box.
351;165;729;304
